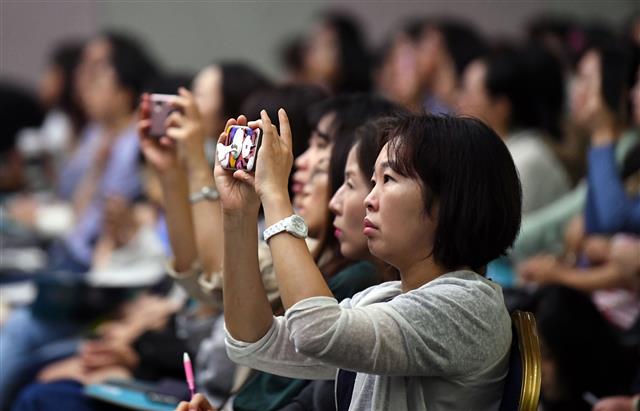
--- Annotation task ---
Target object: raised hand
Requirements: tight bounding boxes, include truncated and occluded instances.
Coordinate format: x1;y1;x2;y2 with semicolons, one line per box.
213;116;260;215
248;109;294;206
138;93;180;172
165;87;209;171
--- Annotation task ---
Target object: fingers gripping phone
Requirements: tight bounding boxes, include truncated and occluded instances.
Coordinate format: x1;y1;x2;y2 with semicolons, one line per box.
218;125;262;172
149;94;179;138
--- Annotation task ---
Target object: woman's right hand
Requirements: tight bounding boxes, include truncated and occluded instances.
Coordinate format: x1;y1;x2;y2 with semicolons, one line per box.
138;93;180;172
165;87;209;170
213;116;260;215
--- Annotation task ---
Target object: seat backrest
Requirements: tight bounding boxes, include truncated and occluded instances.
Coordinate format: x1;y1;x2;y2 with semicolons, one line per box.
499;311;542;411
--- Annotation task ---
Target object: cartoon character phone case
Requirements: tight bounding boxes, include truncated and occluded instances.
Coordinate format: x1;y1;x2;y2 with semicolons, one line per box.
217;125;262;172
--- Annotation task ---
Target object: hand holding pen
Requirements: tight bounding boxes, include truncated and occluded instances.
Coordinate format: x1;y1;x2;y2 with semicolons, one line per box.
175;393;216;411
175;353;217;411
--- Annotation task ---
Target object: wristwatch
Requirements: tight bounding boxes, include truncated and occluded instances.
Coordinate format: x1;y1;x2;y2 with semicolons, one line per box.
189;186;219;204
263;215;308;243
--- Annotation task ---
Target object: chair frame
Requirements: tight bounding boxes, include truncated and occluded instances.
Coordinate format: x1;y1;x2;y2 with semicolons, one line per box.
511;311;542;411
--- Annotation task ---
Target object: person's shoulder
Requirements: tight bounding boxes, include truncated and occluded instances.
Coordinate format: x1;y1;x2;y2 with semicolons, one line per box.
348;280;402;307
411;270;505;308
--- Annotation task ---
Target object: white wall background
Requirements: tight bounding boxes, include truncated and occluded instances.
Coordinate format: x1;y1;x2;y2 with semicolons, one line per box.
1;0;637;90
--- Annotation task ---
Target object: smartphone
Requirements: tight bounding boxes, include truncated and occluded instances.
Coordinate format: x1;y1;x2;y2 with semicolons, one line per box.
218;125;262;172
149;94;178;138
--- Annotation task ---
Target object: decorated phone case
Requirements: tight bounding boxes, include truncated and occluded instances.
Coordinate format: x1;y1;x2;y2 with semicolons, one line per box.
217;125;262;172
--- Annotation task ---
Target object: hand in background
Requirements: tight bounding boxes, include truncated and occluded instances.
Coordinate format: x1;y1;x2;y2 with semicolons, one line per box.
165;87;209;172
592;396;634;411
138;93;180;172
175;394;217;411
80;339;139;370
518;255;563;286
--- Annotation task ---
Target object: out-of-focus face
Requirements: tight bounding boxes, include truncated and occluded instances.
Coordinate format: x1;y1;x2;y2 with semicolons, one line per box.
292;112;334;207
192;65;223;137
415;27;444;87
329;145;371;260
304;23;339;88
39;65;64;109
377;33;420;109
76;38;130;123
569;50;601;127
458;60;494;123
363;143;437;270
297;157;329;238
539;338;561;401
631;67;640;126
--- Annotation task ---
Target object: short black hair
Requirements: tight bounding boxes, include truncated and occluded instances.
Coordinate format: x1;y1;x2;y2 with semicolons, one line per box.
218;62;272;120
48;39;86;130
527;14;576;66
144;72;194;95
354;120;385;188
533;286;637;407
379;114;522;272
320;11;372;93
279;35;306;76
436;19;488;79
0;82;44;154
101;31;160;109
581;43;633;124
482;42;565;139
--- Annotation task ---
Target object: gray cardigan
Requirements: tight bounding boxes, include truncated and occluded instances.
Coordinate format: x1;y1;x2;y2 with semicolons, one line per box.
226;270;511;411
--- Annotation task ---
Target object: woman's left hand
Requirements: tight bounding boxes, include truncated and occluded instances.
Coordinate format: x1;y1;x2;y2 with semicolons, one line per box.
175;393;217;411
246;109;294;206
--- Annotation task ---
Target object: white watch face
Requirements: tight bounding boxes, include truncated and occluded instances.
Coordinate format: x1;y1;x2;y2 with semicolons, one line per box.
288;215;308;238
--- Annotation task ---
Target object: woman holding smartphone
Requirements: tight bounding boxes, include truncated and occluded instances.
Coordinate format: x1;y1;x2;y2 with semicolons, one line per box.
175;110;523;411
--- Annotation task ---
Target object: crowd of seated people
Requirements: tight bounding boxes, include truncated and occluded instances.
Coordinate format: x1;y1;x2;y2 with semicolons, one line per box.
1;9;639;411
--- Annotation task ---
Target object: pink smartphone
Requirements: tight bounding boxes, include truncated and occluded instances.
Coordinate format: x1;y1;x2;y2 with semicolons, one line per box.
217;125;262;172
149;94;178;138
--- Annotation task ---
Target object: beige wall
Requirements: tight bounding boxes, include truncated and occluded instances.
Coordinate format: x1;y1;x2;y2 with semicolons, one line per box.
2;0;637;90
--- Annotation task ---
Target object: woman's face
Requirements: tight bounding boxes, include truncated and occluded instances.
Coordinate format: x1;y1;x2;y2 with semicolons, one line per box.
292;112;335;208
297;157;329;238
329;145;371;260
569;50;601;127
377;33;420;107
363;143;437;270
192;66;223;138
77;38;129;122
415;27;444;87
304;23;339;87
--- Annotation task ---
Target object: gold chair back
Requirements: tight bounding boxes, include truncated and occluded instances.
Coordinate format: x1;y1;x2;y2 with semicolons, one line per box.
511;310;542;411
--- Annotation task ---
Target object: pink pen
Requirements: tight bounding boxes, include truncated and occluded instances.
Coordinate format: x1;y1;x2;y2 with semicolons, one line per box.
183;352;195;399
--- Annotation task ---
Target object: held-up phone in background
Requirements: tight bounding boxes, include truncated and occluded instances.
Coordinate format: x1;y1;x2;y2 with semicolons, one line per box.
149;94;179;138
217;125;262;172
